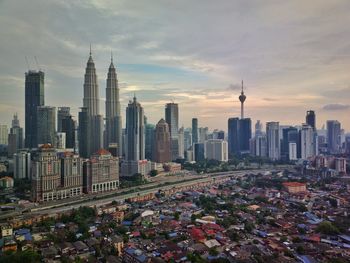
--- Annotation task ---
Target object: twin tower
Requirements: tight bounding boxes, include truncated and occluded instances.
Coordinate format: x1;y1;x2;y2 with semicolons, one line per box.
80;49;122;158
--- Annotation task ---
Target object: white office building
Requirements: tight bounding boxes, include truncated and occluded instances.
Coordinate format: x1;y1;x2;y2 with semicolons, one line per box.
204;139;228;162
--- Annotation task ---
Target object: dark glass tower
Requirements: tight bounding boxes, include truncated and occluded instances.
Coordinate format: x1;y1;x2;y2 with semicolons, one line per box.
228;118;240;156
57;107;70;132
306;110;316;131
281;127;298;160
192;118;198;144
239;118;252;154
78;107;90;158
62;115;75;149
37;106;56;146
25;70;44;148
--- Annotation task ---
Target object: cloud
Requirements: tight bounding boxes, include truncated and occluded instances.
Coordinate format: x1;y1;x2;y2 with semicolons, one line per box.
227;83;241;91
1;0;350;130
323;103;350;111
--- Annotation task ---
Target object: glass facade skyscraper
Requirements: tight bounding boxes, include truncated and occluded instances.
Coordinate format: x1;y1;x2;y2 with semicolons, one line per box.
25;70;44;148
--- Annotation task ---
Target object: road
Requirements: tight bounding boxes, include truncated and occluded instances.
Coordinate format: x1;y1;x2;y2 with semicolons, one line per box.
0;166;291;221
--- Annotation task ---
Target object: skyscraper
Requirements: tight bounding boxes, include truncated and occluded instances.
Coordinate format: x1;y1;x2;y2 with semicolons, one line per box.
153;119;171;163
78;107;90;158
8;113;23;154
126;96;145;161
281;126;298;160
37;106;56;146
83;149;119;194
105;55;122;156
145;117;155;160
184;128;192;151
57;107;70;132
228;117;240;156
199;127;209;143
266;122;280;160
327;120;341;154
0;125;8;145
301;124;315;159
81;49;103;156
62;115;75;149
83;49;100;116
178;127;185;158
192;118;198;144
31;145;61;202
253;135;267;157
255;120;263;136
25;70;44;148
306;110;316;131
14;150;31;179
165;103;179;160
59;152;83;198
239;118;252;154
194;143;205;162
204;139;228;162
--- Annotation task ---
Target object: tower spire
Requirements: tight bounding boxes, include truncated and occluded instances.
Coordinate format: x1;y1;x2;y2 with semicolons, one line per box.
111;50;113;63
89;44;92;56
239;80;247;119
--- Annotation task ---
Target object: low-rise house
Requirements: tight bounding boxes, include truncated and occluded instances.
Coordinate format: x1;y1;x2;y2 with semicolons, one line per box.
123;247;150;263
73;241;89;254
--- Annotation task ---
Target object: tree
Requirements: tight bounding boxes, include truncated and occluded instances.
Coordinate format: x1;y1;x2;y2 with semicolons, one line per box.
296;245;305;255
209;247;219;256
316;221;340;235
149;170;158;177
0;250;41;263
244;222;255;233
227;230;239;242
174;211;181;221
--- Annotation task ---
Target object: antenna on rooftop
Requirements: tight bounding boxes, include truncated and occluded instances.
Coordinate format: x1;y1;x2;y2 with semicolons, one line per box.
25;56;30;70
34;56;41;71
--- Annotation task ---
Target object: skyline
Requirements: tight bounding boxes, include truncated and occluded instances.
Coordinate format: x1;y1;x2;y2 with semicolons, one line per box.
1;0;350;131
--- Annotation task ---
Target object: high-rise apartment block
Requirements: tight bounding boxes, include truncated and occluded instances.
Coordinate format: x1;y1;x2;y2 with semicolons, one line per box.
83;149;119;194
14;150;31;179
266;122;280;160
31;145;61;202
204;139;228;162
301;124;316;159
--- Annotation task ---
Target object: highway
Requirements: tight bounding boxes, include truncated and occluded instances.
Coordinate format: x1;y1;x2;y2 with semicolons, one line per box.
29;169;265;216
0;167;291;221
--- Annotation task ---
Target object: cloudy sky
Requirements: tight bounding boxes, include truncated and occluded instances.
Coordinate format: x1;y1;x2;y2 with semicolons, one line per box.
1;0;350;132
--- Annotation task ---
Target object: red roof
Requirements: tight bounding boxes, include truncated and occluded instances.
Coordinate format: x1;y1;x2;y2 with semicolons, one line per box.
94;149;111;156
40;144;53;149
190;228;205;241
283;182;306;187
132;231;140;237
